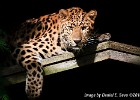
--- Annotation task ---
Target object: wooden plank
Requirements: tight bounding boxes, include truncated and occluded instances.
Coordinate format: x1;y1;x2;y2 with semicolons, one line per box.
44;50;140;75
1;41;140;86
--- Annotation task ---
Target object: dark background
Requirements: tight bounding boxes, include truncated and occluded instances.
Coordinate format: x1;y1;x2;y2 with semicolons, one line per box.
0;0;140;47
6;60;140;99
1;0;140;99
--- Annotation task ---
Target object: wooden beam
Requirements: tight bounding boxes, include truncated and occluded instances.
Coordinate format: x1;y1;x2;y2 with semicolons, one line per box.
1;41;140;86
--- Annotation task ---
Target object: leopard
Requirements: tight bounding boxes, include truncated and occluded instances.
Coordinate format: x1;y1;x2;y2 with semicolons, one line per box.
10;7;111;99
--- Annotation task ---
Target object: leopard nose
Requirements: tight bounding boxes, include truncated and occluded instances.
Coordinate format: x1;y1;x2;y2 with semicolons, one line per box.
74;40;81;44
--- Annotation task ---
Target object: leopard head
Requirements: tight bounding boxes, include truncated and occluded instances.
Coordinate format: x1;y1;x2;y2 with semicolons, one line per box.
58;7;97;52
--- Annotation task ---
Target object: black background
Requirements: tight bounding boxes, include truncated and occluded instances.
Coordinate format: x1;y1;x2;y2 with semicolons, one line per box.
1;0;140;99
0;0;140;47
6;60;140;99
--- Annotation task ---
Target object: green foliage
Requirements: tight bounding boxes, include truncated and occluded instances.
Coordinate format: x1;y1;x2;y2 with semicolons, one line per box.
0;29;11;100
0;29;11;67
0;29;10;53
0;39;10;54
0;95;9;100
0;77;10;100
0;91;9;100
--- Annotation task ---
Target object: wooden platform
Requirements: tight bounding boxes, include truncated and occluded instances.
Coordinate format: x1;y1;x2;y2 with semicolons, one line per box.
0;41;140;86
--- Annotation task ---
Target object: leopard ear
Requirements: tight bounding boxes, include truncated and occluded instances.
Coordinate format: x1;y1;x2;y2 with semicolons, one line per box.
86;10;97;22
59;9;68;20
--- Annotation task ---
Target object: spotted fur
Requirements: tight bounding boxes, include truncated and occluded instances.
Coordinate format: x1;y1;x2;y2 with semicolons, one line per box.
11;7;99;99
